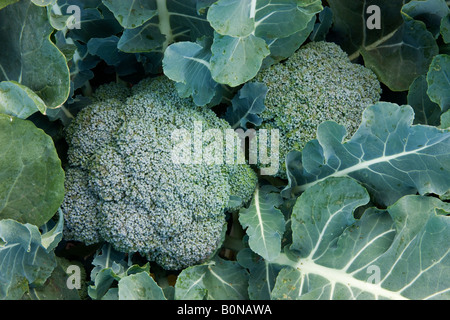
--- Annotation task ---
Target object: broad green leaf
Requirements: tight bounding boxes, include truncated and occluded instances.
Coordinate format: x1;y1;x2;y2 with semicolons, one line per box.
272;177;450;300
125;263;151;276
175;257;249;300
329;0;406;54
88;268;118;300
442;13;450;43
101;288;119;300
207;0;322;39
238;185;285;262
0;0;70;109
0;115;65;226
224;81;267;129
40;209;64;252
360;19;438;92
163;40;219;106
210;33;270;87
102;0;157;29
65;6;123;43
206;0;321;86
53;31;77;61
282;102;450;207
31;0;56;6
253;0;322;39
401;0;449;38
309;6;333;42
261;16;315;68
236;247;283;300
46;1;78;31
0;219;59;300
90;244;127;275
197;0;216;14
407;75;441;125
174;265;208;300
0;0;18;10
290;178;371;258
161;0;213;42
118;272;166;300
426;54;450;112
166;0;320;99
441;109;450;128
23;257;82;300
88;244;127;300
23;265;81;300
0;81;47;119
207;0;255;37
87;36;127;66
116;0;212;54
329;0;439;91
87;244;158;300
48;1;137;94
118;21;166;53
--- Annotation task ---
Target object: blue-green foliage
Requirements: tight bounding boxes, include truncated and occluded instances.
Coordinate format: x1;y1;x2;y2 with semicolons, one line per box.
1;0;450;301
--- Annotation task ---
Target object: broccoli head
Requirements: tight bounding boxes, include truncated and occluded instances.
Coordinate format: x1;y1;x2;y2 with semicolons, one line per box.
61;76;257;270
254;41;382;178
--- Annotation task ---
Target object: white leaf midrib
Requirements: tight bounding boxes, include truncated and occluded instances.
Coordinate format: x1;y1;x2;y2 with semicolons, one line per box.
253;187;268;257
298;139;448;192
295;258;408;300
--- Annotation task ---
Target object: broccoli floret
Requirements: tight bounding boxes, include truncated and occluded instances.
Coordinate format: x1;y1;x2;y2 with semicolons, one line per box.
254;41;381;178
91;81;131;103
225;164;259;212
61;76;257;270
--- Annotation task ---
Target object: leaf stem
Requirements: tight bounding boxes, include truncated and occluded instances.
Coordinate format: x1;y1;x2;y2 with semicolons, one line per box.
156;0;174;52
60;105;74;119
82;80;93;97
348;50;360;61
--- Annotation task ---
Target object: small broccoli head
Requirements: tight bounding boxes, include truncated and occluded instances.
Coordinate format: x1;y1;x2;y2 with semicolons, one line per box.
61;76;257;270
225;164;259;212
91;81;131;103
254;41;381;178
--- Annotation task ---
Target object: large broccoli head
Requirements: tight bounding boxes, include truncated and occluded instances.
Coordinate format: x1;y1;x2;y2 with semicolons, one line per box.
61;76;257;270
255;41;382;178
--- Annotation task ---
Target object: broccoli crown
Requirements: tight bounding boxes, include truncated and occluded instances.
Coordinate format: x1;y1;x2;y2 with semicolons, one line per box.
62;76;257;270
255;41;381;177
